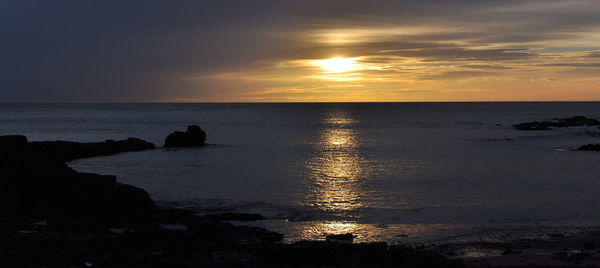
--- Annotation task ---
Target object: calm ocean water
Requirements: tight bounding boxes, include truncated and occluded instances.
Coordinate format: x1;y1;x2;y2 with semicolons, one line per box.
2;102;600;243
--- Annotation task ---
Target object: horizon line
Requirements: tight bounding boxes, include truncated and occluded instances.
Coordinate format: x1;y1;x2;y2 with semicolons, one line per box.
3;100;600;105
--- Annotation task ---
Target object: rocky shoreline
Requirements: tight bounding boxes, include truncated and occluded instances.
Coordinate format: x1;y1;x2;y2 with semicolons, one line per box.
437;225;600;267
4;123;600;267
0;208;460;267
0;128;462;267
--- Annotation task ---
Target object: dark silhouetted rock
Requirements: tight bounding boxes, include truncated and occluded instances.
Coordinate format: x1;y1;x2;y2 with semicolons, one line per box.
164;125;206;147
0;212;463;268
29;137;155;161
578;144;600;151
555;115;600;126
0;135;28;155
566;252;591;262
514;116;600;130
0;135;157;229
583;241;597;250
326;233;355;243
110;183;157;219
501;248;520;255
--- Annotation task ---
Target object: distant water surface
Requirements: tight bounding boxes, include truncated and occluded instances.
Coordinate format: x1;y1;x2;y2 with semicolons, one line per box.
3;102;600;243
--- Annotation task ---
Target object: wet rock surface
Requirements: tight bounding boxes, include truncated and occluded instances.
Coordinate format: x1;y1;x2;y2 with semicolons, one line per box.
514;116;600;130
434;226;600;268
0;205;463;268
0;209;463;268
164;125;206;148
326;233;355;243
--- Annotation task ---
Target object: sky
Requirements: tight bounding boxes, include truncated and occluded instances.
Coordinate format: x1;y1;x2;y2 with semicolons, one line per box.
1;0;600;102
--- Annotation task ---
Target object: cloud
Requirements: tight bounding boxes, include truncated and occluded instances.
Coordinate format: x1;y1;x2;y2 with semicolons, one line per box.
418;71;500;81
1;0;600;102
537;63;600;68
460;64;513;70
586;51;600;58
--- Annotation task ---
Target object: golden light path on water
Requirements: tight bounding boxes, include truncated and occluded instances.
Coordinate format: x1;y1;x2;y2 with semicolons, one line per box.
310;127;362;211
235;108;464;244
290;109;462;243
300;108;366;239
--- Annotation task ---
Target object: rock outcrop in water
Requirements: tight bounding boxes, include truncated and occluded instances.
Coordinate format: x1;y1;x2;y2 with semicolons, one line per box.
578;144;600;151
513;116;600;130
164;125;206;147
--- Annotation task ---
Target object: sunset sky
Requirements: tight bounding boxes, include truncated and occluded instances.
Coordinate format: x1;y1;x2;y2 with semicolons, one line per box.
2;0;600;102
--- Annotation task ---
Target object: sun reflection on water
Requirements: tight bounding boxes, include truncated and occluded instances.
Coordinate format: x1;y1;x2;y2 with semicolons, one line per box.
227;108;465;244
305;109;365;212
299;220;360;241
263;220;462;244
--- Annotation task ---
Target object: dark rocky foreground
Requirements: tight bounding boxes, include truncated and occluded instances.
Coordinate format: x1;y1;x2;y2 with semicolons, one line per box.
0;208;461;268
437;226;600;268
0;134;461;267
513;116;600;130
0;135;157;228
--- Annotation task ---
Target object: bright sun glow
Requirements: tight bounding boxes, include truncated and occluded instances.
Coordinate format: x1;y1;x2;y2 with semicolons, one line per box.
313;57;361;73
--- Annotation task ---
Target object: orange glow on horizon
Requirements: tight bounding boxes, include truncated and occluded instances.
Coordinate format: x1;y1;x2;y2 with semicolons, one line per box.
187;23;600;102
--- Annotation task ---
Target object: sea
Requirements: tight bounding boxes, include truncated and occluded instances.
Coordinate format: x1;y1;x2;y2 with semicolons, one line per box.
2;102;600;244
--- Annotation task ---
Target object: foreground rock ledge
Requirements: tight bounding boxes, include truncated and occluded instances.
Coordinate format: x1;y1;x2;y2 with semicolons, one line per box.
29;137;155;161
0;135;157;228
0;209;461;267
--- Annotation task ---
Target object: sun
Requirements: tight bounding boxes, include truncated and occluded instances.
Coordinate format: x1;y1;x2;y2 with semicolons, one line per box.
313;57;361;73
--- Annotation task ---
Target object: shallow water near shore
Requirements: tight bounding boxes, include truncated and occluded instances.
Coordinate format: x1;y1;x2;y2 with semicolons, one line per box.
3;102;600;244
